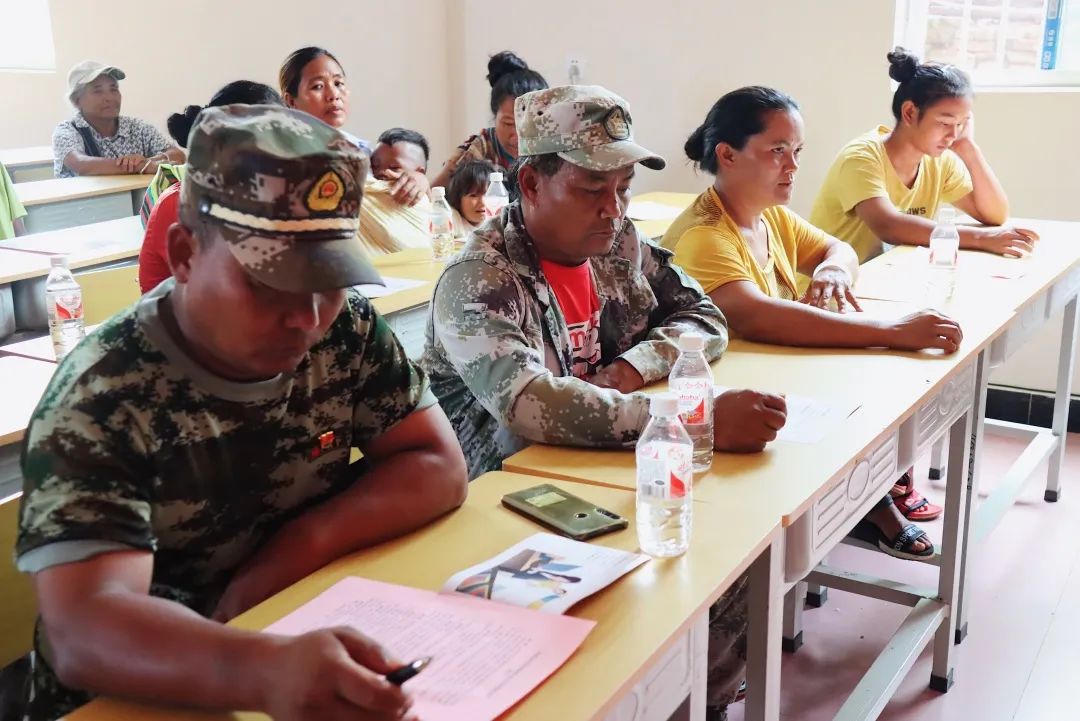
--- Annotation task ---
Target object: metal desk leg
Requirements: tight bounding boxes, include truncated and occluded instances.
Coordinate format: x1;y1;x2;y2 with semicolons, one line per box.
782;581;805;652
1046;296;1079;503
930;405;974;691
929;438;948;480
954;350;989;645
745;534;783;721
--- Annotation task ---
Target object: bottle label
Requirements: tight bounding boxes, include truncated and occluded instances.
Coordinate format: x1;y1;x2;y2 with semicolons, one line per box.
637;441;691;499
483;197;507;218
671;378;712;424
429;215;453;236
51;293;83;321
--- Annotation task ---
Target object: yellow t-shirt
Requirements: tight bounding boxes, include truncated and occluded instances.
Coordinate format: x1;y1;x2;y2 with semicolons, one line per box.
661;186;830;299
357;179;433;256
0;163;27;240
808;125;973;263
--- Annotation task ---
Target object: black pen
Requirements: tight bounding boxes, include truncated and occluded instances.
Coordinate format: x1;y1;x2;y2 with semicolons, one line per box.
385;656;432;685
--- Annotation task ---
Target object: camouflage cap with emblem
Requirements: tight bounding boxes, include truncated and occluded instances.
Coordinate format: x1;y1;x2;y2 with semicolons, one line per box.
181;104;383;293
514;85;666;172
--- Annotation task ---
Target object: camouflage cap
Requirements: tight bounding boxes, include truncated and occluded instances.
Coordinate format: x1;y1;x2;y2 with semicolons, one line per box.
515;85;666;172
182;104;382;293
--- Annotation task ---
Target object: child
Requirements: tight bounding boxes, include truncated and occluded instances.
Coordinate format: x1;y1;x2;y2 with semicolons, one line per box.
446;159;496;238
370;127;429;181
357;127;434;256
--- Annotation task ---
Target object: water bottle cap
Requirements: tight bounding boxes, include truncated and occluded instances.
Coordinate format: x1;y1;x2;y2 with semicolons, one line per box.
489;172;503;182
431;186;446;198
649;393;679;417
678;332;704;352
49;254;71;268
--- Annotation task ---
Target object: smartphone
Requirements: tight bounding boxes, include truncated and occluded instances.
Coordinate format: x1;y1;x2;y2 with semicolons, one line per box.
501;484;628;541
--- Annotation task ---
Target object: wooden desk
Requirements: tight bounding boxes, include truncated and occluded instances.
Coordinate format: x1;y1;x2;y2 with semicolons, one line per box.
15;175;150;234
369;248;445;359
0;355;55;447
0;146;53;182
630;191;696;240
0;324;101;363
69;471;781;721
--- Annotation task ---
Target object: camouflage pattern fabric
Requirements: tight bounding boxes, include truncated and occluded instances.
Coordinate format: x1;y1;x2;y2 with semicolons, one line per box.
420;202;728;479
707;573;749;715
16;282;433;720
515;85;665;171
182;104;382;293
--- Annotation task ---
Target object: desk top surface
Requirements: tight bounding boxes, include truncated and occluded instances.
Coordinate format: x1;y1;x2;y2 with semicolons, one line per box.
0;355;56;446
15;175;150;207
0;146;52;169
70;471;779;721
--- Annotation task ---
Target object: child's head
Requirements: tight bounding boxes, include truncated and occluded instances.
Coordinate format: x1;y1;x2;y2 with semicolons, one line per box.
371;127;430;181
447;160;496;226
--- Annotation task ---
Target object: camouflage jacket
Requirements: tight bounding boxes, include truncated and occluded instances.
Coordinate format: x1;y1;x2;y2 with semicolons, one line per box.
421;202;728;479
17;280;433;720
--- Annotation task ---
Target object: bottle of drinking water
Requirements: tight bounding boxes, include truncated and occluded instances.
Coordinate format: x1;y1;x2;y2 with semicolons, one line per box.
636;393;693;558
927;207;959;308
482;171;509;218
45;255;86;360
429;187;455;260
669;332;714;472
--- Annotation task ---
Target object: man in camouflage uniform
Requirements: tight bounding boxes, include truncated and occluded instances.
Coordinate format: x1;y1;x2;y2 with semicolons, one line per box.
16;105;467;721
421;85;788;720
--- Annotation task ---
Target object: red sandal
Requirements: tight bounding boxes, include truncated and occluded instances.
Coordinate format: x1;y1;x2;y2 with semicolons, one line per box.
890;474;943;521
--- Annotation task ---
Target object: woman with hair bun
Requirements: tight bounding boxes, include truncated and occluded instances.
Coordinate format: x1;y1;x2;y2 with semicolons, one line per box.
810;47;1037;264
431;51;548;189
138;80;282;294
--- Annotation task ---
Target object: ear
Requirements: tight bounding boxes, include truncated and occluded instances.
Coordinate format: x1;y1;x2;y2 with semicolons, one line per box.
715;142;738;169
517;164;543;206
166;223;199;283
901;100;919;126
283;92;296;108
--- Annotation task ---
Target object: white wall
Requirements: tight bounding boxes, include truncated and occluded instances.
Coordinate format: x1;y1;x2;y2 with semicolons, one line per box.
453;0;1080;395
0;0;455;168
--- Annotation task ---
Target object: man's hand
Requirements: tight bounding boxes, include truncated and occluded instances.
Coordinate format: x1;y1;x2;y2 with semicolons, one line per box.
262;627;416;721
116;154;147;174
713;390;787;453
587;360;645;394
390;170;431;206
800;267;861;313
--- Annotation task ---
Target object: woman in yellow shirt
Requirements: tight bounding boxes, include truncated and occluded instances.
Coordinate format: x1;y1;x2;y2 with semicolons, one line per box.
664;86;963;560
810;48;1037;263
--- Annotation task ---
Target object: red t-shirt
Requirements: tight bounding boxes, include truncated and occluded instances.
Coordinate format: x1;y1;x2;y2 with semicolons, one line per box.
138;183;180;294
539;258;602;378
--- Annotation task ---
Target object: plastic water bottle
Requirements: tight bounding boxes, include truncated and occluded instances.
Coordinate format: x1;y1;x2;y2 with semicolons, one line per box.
482;171;509;218
669;332;714;472
45;255;86;360
636;393;693;558
429;187;455;261
927;207;959;308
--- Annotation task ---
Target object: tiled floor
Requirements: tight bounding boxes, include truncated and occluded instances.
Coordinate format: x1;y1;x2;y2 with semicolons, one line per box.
730;432;1079;721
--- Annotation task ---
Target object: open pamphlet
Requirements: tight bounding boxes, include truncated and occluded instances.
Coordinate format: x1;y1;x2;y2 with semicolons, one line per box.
263;533;648;721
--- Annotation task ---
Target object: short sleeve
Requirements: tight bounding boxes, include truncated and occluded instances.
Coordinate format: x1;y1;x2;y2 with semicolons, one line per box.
940;150;974;204
17;374;155;573
670;225;756;294
833;149;889;213
349;294;436;443
135;118;173;156
52;121;84;176
1;164;26;222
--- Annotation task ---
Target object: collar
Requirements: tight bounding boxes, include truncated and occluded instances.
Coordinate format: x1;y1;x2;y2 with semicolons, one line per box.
73;112;126;139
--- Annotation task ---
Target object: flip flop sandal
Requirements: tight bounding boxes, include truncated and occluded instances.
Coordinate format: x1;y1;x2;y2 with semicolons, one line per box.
893;488;943;521
849;519;935;561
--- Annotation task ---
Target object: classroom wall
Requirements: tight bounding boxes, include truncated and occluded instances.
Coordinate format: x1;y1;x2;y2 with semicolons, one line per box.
0;0;455;169
453;0;1080;395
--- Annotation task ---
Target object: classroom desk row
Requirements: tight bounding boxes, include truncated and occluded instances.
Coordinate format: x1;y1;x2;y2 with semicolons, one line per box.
0;145;52;182
2;205;1077;721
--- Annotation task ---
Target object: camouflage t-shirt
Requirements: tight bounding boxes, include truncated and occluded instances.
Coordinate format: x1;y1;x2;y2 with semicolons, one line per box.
16;279;434;720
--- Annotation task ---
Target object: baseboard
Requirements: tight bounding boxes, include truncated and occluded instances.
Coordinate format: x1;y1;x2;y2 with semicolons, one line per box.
986;386;1080;433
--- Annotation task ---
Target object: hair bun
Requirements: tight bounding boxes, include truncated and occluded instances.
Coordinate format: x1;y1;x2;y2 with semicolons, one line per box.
683;125;707;163
487;50;529;87
887;47;920;83
166;104;204;148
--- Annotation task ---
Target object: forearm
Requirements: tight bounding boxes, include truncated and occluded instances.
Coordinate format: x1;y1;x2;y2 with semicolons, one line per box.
506;373;650;447
63;154;128;176
872;213;985;252
261;446;466;581
728;295;890;348
954;143;1008;225
46;591;276;711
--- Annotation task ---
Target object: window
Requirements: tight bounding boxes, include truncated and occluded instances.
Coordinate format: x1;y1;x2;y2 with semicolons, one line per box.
896;0;1080;88
0;0;56;72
